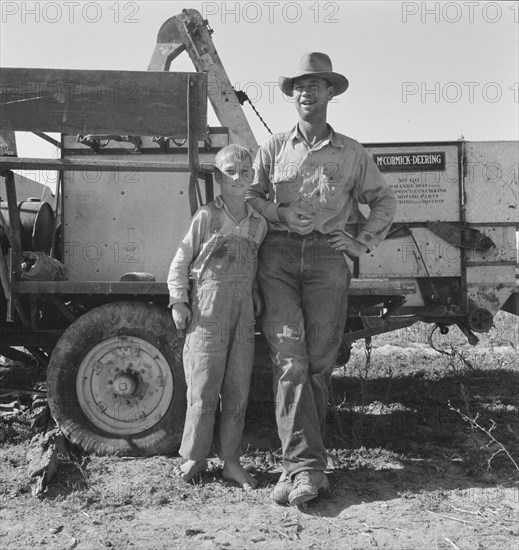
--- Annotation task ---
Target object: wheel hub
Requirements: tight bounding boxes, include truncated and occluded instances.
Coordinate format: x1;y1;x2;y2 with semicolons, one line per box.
76;336;174;435
113;373;137;397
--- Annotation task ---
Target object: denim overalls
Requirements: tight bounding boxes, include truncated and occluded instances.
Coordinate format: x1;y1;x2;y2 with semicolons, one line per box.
180;202;260;462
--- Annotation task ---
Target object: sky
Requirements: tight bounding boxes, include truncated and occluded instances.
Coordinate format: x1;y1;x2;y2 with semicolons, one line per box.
1;0;518;186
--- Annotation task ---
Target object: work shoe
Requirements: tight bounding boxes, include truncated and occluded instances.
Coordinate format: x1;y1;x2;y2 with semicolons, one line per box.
288;470;330;505
271;471;294;504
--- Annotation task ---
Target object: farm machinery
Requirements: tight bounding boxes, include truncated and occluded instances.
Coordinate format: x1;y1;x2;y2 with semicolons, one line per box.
1;9;517;455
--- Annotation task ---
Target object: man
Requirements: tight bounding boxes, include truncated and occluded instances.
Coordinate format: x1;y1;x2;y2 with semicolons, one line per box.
246;52;397;505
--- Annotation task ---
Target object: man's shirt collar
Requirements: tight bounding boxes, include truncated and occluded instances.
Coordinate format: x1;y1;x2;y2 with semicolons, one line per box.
290;123;344;149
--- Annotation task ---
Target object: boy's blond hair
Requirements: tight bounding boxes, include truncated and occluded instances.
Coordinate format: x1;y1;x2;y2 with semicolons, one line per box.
214;144;252;178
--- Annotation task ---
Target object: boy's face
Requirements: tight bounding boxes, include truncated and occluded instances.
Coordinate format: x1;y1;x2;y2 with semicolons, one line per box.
216;159;253;199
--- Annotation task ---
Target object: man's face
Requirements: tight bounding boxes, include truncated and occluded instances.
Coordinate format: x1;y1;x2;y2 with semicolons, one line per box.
292;76;335;120
216;159;253;199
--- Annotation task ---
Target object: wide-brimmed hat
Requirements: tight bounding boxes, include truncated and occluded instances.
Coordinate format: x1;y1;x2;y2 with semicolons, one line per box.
278;52;349;97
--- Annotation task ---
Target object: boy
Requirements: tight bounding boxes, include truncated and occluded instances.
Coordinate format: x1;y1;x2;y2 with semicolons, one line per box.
167;144;267;488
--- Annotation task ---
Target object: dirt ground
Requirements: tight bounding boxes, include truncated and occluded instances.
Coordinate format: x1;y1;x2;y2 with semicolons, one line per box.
1;313;518;550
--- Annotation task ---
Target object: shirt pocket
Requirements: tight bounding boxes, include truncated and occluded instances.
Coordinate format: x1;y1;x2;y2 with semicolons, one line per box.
271;164;301;205
317;174;344;212
317;170;354;212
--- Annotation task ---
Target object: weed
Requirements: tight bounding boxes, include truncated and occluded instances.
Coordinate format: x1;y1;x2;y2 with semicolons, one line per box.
448;400;519;472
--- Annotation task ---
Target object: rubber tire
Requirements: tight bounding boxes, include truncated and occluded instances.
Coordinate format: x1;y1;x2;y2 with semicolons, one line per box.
47;301;186;456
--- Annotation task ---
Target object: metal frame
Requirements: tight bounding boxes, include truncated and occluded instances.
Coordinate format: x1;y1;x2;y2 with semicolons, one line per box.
0;67;210;334
0;8;516;352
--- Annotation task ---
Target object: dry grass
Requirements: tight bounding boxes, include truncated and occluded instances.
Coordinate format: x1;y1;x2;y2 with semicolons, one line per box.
0;312;517;549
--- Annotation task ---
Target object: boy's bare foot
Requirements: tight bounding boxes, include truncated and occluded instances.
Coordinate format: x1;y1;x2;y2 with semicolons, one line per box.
176;459;208;482
222;461;258;489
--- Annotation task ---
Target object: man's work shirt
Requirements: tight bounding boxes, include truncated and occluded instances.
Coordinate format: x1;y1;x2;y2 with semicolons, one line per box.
167;195;268;306
246;124;397;251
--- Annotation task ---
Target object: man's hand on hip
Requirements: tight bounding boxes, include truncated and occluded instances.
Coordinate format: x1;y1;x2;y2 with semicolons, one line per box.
278;205;315;235
327;230;369;257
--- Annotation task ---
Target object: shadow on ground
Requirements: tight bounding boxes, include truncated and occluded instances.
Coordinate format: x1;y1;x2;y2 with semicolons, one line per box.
1;339;517;516
244;356;519;518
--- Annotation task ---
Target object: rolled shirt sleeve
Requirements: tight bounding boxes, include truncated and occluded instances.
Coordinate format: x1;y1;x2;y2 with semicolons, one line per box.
354;149;398;251
246;139;283;223
167;208;209;306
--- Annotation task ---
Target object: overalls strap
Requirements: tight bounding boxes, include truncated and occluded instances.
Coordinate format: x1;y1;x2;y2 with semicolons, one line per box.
207;201;222;233
207;201;259;241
